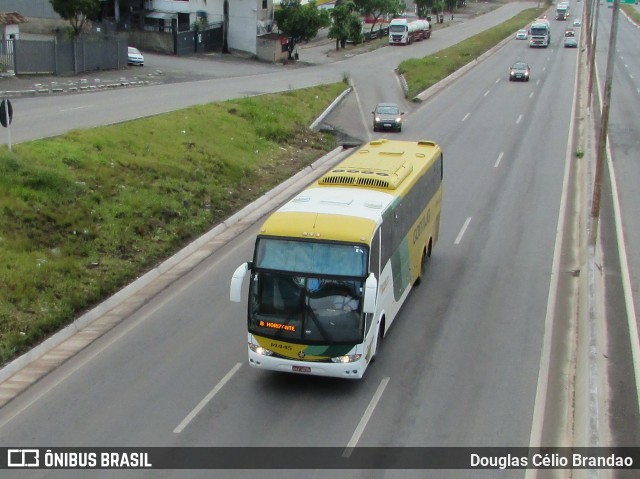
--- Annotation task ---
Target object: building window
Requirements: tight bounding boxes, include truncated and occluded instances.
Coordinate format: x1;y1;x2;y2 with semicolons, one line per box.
262;0;268;10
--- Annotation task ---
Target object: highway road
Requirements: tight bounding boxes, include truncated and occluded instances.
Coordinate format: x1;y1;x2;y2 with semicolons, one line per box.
1;2;638;478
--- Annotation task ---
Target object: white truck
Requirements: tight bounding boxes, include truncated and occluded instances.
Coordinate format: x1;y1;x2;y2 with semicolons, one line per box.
529;19;551;47
412;19;431;40
388;18;431;45
555;4;569;20
389;18;413;45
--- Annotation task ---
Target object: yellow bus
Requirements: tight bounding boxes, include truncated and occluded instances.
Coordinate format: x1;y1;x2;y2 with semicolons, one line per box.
230;139;443;379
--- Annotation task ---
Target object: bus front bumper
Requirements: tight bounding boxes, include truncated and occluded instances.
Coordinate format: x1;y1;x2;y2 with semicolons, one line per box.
248;349;368;379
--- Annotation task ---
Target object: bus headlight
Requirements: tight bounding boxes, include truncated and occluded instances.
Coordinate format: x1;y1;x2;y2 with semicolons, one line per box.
248;342;273;356
331;354;362;363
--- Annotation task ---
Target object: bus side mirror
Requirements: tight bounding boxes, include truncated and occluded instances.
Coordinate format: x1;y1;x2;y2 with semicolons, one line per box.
230;262;249;302
362;273;378;314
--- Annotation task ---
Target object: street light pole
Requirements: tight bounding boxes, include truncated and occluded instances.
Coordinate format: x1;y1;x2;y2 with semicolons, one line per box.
586;0;601;109
589;0;621;247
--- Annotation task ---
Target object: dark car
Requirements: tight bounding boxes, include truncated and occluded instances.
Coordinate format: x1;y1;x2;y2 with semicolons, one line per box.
564;37;578;48
509;61;530;82
372;103;404;132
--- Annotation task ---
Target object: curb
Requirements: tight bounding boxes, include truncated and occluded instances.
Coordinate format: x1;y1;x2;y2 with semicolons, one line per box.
310;86;352;130
1;78;155;98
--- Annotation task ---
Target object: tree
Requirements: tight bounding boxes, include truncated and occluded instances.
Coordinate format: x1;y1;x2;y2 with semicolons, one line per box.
50;0;101;37
274;1;331;60
353;0;406;36
328;0;363;50
414;0;437;19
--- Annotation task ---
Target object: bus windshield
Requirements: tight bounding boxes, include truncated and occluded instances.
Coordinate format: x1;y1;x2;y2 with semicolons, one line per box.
255;238;367;277
249;272;365;345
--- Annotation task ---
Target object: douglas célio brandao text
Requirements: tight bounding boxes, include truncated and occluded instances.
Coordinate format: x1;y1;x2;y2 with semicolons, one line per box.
470;453;634;469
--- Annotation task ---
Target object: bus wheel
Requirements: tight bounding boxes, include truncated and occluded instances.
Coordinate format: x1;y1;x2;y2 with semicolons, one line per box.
414;248;427;286
371;322;384;363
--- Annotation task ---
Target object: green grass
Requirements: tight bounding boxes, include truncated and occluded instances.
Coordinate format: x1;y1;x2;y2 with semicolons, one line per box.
0;83;346;365
400;7;546;99
622;4;640;24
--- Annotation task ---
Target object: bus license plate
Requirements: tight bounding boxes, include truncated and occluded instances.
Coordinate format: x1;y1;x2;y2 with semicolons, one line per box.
292;365;311;373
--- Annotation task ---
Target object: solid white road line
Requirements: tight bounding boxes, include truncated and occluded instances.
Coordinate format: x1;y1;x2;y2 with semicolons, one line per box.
351;82;372;143
60;105;92;112
173;362;243;434
342;377;390;458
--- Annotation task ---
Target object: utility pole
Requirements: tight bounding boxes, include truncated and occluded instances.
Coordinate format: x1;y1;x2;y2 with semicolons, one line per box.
586;0;601;109
589;0;621;247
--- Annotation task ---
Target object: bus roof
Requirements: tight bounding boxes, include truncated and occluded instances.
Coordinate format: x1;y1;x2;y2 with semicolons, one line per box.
258;139;441;244
259;187;392;243
317;139;440;194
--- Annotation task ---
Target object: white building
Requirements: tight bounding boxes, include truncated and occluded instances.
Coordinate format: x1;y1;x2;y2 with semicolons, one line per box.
0;11;26;40
0;0;277;57
146;0;274;55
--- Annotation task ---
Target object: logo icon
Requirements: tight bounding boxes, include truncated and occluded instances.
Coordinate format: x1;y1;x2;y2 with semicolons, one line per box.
8;449;39;468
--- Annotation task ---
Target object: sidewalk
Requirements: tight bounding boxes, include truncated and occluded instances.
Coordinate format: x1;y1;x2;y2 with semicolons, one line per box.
0;70;160;98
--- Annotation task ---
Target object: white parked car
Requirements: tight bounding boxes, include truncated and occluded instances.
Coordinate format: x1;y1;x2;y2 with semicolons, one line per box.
127;47;144;66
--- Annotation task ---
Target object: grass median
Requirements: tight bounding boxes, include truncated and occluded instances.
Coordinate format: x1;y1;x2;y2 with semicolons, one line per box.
0;82;346;365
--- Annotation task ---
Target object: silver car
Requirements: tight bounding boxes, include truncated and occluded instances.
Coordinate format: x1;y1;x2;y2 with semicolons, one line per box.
127;47;144;66
515;29;528;40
